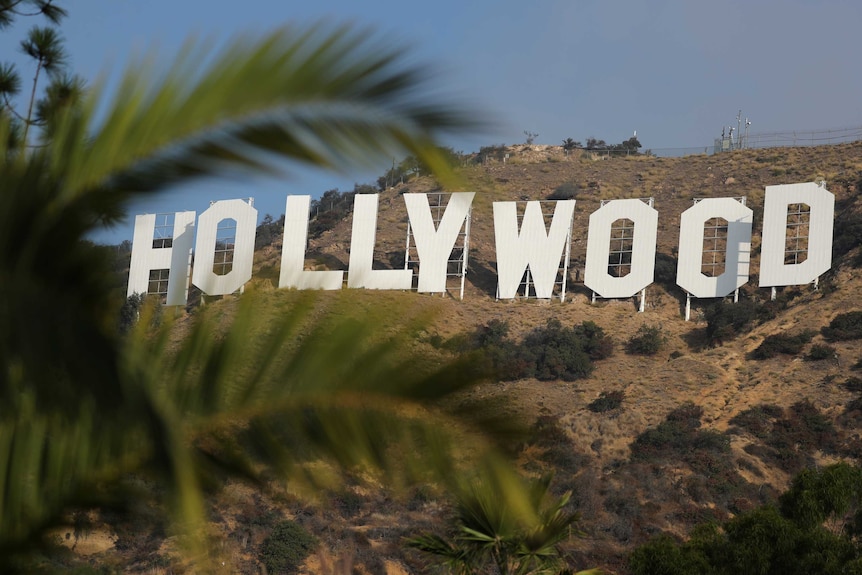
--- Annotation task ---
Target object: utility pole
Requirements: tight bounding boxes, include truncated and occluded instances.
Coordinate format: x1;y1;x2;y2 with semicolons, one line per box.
744;118;751;149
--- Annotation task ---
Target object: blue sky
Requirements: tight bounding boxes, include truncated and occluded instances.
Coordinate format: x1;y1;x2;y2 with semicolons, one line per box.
4;1;862;243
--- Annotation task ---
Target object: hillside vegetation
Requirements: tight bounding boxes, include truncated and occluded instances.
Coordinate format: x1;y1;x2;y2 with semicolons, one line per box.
89;142;862;573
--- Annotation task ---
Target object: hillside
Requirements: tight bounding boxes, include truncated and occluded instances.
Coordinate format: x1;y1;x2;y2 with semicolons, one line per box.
86;142;862;573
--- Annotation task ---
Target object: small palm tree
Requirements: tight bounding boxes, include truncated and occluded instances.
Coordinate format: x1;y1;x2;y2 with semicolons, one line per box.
408;475;600;575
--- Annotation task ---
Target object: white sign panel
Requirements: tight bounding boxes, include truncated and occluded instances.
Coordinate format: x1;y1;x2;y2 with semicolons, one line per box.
127;211;195;306
126;181;838;308
677;198;752;298
584;199;658;299
759;182;834;287
192;199;258;296
279;195;344;290
404;192;474;293
493;200;575;299
347;194;412;290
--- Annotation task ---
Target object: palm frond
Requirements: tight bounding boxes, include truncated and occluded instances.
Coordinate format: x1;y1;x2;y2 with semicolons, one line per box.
47;24;479;223
0;22;510;571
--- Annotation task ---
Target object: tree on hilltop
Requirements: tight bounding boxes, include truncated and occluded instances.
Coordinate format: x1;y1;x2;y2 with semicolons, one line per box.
0;1;85;147
562;137;582;151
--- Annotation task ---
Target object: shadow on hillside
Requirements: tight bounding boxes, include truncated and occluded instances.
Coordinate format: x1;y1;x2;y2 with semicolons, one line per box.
681;327;710;352
467;260;499;296
387;251;405;269
569;282;593;301
307;251;347;271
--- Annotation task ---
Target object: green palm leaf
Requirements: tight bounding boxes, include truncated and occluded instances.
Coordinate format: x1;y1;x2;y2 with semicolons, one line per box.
49;24;477;219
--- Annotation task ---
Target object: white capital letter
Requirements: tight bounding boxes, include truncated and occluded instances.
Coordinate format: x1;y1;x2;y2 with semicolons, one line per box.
759;182;834;287
404;192;474;293
493;200;576;299
677;198;752;298
127;211;195;306
584;199;657;298
347;194;412;290
192;199;257;295
279;195;344;290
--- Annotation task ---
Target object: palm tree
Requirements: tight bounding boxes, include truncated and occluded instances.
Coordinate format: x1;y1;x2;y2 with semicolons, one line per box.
0;23;539;571
408;475;601;575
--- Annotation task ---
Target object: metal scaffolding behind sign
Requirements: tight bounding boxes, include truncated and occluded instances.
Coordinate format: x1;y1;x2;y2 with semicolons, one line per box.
404;192;472;300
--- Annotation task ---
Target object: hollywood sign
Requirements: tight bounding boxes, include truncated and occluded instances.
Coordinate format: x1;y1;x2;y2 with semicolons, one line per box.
127;182;834;309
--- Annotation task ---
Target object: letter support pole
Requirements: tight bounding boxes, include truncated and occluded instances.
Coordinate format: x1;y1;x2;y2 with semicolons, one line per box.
685;292;692;322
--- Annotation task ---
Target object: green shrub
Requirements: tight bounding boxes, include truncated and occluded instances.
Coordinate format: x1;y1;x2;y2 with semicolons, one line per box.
653;253;678;289
631;464;862;575
704;299;767;344
628;403;748;509
523;319;594;380
260;520;318;575
832;207;862;263
118;292;145;334
630;403;730;462
255;213;285;249
547;181;579;200
737;400;838;474
728;404;783;438
576;320;615;360
588;390;625;413
523;415;588;472
626;324;666;356
806;343;836;361
845;377;862;393
846;396;862;413
561;137;581;151
751;331;814;359
822;311;862;341
465;319;613;382
476;144;507;163
308;188;358;237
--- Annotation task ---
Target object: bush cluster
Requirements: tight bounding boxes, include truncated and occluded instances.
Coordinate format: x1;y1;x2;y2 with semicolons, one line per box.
547;181;579;200
628;403;753;509
254;213;285;249
822;311;862;341
629;464;862;575
732;401;838;473
845;376;862;393
582;136;642;155
706;289;812;346
260;520;318;575
588;390;625;413
751;330;814;359
306;186;375;239
459;319;613;382
653;253;678;289
704;299;773;344
476;144;508;163
727;404;784;438
625;324;667;356
521;414;590;473
806;343;837;361
630;403;730;463
832;202;862;264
